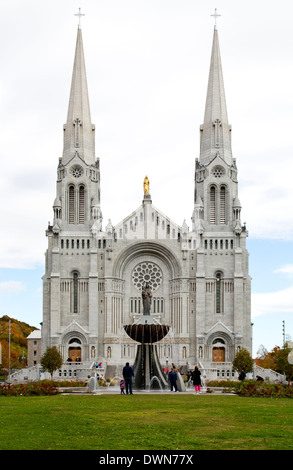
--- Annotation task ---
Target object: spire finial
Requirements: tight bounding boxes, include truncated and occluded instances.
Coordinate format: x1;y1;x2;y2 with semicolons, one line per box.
75;8;85;29
211;8;221;30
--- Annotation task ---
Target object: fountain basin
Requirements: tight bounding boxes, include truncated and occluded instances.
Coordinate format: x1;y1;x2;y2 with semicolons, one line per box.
123;323;169;344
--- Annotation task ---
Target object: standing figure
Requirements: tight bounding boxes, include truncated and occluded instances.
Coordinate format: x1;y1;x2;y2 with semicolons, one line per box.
192;366;202;394
123;362;135;395
142;283;152;315
143;176;150;195
168;368;178;392
238;369;246;381
120;379;125;394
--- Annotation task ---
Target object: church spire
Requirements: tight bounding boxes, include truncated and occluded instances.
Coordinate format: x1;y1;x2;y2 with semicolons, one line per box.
62;16;95;165
199;19;233;166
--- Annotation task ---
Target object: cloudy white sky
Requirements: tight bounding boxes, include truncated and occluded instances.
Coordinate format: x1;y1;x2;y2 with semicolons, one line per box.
0;0;292;356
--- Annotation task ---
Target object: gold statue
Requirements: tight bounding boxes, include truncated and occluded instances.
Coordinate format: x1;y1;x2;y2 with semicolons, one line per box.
143;176;150;195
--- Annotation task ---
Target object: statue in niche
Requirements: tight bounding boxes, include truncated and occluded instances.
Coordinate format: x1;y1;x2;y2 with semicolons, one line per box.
142;283;152;315
143;176;150;195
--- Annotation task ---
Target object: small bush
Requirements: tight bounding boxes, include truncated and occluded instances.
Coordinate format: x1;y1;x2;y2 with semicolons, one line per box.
42;379;87;388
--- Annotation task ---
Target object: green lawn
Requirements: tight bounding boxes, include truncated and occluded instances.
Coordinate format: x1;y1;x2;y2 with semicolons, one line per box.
0;394;292;450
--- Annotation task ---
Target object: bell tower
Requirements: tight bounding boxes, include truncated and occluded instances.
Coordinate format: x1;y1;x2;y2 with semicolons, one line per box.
192;13;252;367
42;13;103;361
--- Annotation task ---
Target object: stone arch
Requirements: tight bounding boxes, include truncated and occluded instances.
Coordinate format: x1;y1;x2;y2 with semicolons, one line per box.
112;242;182;280
206;330;233;363
62;330;88;362
111;242;182;324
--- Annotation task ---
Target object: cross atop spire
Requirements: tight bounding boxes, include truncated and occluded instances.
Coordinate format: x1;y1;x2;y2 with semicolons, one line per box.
210;8;221;30
75;8;85;29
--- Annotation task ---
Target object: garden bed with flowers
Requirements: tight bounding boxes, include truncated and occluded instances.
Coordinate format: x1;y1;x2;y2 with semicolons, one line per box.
0;379;89;396
234;380;293;398
206;379;293;398
0;382;60;396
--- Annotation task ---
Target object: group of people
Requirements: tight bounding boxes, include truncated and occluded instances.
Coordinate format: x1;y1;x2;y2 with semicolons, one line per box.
118;364;263;394
119;362;203;394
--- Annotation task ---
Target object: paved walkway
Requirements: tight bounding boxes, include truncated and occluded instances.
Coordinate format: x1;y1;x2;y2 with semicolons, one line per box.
60;386;229;395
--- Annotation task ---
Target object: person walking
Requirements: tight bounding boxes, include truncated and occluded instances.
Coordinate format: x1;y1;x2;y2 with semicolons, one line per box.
192;366;201;394
123;362;135;394
168;367;178;392
119;379;125;394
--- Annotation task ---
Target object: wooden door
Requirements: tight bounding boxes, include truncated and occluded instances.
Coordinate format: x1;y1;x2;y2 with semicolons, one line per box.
69;347;81;362
212;347;225;362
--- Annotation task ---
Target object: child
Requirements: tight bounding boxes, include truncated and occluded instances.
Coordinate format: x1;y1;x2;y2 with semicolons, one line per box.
120;379;125;394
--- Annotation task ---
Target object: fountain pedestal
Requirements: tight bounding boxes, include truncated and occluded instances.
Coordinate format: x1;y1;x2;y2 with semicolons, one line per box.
123;315;170;390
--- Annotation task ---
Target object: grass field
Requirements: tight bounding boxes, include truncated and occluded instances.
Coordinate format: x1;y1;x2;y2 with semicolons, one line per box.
0;393;292;450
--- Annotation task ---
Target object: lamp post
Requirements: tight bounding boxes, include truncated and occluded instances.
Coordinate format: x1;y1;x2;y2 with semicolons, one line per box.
8;320;11;380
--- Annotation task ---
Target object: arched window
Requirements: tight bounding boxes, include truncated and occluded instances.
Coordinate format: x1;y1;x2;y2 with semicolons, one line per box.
73;271;79;313
210;186;216;224
69;338;81;344
68;185;86;224
69;185;75;224
215;272;223;313
220;186;226;224
79;185;85;224
212;338;225;345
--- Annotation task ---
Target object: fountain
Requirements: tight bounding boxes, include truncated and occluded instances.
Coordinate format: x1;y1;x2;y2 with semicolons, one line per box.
123;283;170;390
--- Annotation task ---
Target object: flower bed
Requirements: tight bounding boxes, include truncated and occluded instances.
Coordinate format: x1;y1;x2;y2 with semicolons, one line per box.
206;379;293;398
235;381;293;398
0;382;60;396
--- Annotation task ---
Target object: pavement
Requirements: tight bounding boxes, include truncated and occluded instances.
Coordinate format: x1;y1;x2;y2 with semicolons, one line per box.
60;386;230;395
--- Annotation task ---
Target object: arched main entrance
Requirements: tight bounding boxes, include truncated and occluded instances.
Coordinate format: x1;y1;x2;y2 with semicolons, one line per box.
67;338;82;362
212;338;226;362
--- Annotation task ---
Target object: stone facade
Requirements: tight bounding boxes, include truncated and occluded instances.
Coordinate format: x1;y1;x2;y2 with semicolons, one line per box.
27;330;42;368
41;24;252;380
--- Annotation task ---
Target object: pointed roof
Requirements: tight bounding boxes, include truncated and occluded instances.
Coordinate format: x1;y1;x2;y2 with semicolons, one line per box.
62;27;95;166
199;27;233;166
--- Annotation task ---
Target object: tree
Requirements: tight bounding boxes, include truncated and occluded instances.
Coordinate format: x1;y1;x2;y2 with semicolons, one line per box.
41;346;63;380
255;344;279;370
232;348;254;376
274;343;293;384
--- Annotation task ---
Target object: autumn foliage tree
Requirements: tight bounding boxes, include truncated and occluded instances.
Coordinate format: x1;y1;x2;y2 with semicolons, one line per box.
0;316;38;372
255;343;293;383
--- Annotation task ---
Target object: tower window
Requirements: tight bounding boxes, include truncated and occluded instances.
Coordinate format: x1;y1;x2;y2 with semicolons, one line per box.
79;185;85;224
69;185;75;224
210;186;216;224
220;186;226;224
73;272;79;313
215;272;223;313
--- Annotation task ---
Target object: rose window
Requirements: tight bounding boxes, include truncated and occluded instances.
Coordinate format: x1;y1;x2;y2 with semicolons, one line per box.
132;262;162;291
71;165;83;178
212;166;225;178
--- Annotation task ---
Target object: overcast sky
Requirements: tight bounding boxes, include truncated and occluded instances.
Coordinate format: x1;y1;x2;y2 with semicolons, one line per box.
0;0;292;356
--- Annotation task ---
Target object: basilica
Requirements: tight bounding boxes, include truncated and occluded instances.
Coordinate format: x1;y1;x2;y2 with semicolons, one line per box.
41;18;252;380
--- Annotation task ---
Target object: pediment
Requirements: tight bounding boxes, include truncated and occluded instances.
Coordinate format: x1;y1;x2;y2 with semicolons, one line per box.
61;321;89;343
113;198;191;242
63;151;89;168
205;321;234;345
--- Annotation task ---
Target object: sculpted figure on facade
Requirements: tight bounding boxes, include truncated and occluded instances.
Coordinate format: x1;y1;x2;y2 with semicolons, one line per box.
142;283;152;315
